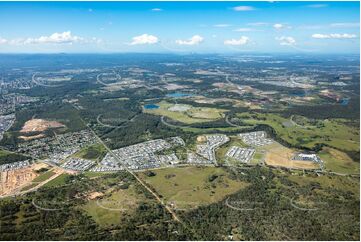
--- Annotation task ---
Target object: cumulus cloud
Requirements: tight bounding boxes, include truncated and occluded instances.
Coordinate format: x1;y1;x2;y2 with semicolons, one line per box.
233;6;255;11
276;36;296;46
24;31;84;44
151;8;162;11
214;24;231;28
130;34;159;45
0;37;7;44
312;33;357;39
224;36;249;46
273;23;290;30
176;35;204;45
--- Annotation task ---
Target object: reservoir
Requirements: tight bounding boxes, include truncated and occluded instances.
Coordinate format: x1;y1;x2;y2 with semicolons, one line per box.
144;104;160;109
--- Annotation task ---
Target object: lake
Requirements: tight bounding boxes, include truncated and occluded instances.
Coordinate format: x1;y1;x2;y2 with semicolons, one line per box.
144;104;160;109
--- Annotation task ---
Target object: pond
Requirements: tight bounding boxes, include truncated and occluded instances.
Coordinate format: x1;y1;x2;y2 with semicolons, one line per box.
144;104;160;110
166;92;193;98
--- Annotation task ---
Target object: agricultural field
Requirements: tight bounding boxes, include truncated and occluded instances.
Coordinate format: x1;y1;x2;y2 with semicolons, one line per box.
140;166;248;210
143;101;227;124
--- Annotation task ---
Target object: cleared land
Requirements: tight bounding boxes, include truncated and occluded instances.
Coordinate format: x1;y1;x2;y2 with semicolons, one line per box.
144;101;227;124
20;119;65;133
0;166;37;196
264;142;320;170
140;166;248;210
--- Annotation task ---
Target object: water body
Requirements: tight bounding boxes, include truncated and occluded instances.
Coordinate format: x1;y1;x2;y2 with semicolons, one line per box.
144;104;159;109
166;92;194;98
340;98;350;106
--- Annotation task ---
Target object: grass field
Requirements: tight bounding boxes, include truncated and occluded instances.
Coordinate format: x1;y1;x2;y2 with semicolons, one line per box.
32;170;56;183
82;185;143;227
20;182;38;192
143;101;227;124
236;112;359;153
72;143;107;162
140;166;248;209
319;147;360;174
43;173;70;188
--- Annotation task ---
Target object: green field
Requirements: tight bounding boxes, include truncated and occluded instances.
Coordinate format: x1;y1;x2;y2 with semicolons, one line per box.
72;143;107;161
42;173;70;188
144;101;227;124
319;147;360;174
32;170;56;183
82;185;144;227
20;183;38;192
236;112;359;153
140;166;248;209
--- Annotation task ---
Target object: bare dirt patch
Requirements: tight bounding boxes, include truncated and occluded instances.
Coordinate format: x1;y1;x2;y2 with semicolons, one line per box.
197;135;207;143
20;119;65;133
19;134;45;141
0;166;37;195
265;143;319;170
88;192;104;200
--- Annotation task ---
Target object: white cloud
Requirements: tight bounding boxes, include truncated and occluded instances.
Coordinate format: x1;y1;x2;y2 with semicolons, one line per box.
273;23;290;30
151;8;162;11
130;34;159;45
248;22;269;26
0;37;7;44
214;24;231;28
24;31;84;44
224;36;249;46
312;33;357;39
330;22;360;28
306;4;328;8
233;6;255;11
276;36;296;46
233;28;253;32
176;35;204;45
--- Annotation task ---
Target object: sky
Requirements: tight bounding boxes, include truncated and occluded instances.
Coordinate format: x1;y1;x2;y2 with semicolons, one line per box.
0;1;359;54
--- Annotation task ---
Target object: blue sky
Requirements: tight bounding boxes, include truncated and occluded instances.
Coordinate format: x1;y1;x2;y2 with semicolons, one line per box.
0;1;359;53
